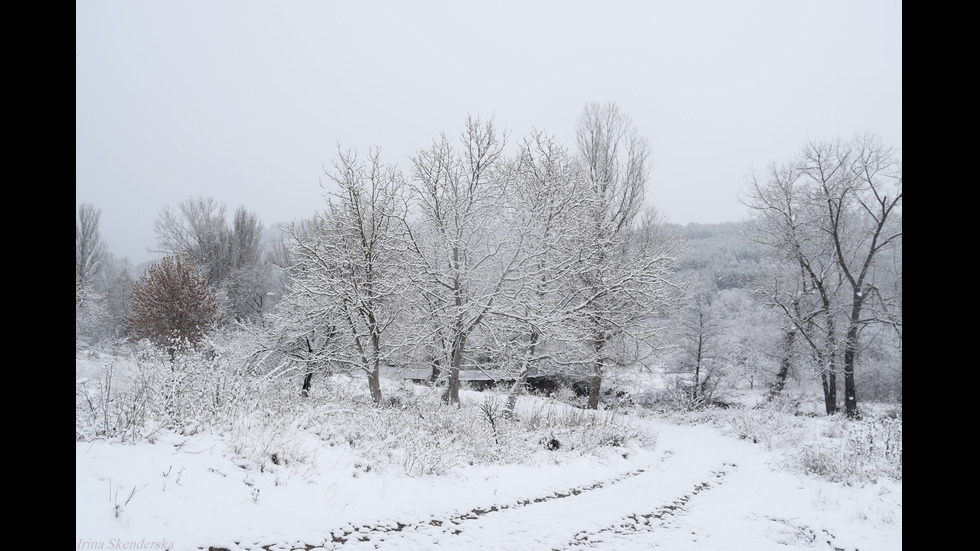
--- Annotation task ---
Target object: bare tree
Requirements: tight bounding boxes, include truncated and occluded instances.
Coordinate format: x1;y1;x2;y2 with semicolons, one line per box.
104;266;136;339
284;146;408;404
153;197;273;322
249;287;337;396
805;134;902;418
711;287;783;392
744;133;902;417
497;129;590;412
76;203;109;341
744;163;845;414
223;207;271;323
570;102;685;409
229;206;263;269
675;290;720;408
406;115;521;405
153;197;229;284
670;284;780;406
76;203;108;303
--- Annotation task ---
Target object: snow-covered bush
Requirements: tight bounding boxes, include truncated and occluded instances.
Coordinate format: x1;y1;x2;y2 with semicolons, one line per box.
399;404;479;477
661;400;903;484
76;354;154;442
780;414;902;484
626;373;705;413
226;405;323;473
514;400;656;454
76;333;269;442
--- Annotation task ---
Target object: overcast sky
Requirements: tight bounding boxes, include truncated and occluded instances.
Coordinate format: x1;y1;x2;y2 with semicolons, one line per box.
76;0;902;264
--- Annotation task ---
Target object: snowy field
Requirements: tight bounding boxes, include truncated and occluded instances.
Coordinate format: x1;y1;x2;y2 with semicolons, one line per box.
76;348;901;551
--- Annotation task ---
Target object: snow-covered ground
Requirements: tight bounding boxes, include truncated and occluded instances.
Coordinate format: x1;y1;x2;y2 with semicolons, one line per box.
76;350;901;551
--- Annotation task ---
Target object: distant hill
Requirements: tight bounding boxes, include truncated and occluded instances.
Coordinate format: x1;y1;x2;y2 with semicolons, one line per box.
666;221;764;290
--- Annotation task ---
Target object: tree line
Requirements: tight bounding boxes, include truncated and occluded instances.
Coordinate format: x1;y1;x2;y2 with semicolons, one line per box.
76;103;902;417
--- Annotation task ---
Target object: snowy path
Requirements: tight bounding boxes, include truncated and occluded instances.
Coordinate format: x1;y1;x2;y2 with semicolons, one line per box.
199;420;895;551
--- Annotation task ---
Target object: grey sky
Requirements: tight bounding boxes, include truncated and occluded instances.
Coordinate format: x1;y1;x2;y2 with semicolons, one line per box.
76;0;902;264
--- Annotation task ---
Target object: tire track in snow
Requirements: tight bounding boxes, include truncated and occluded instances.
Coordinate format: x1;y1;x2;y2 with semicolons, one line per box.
330;465;648;546
559;462;735;549
201;461;655;551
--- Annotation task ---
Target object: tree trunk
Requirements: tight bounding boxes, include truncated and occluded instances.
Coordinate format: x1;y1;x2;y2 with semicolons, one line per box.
700;376;712;404
814;312;839;415
368;331;384;405
587;374;602;410
443;260;464;406
770;299;802;401
443;335;463;405
820;359;838;415
300;334;321;397
587;335;605;410
301;371;313;397
505;330;538;416
843;322;859;418
692;333;704;407
840;291;867;419
768;328;795;400
505;372;527;417
429;334;445;383
430;356;441;383
367;367;383;405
